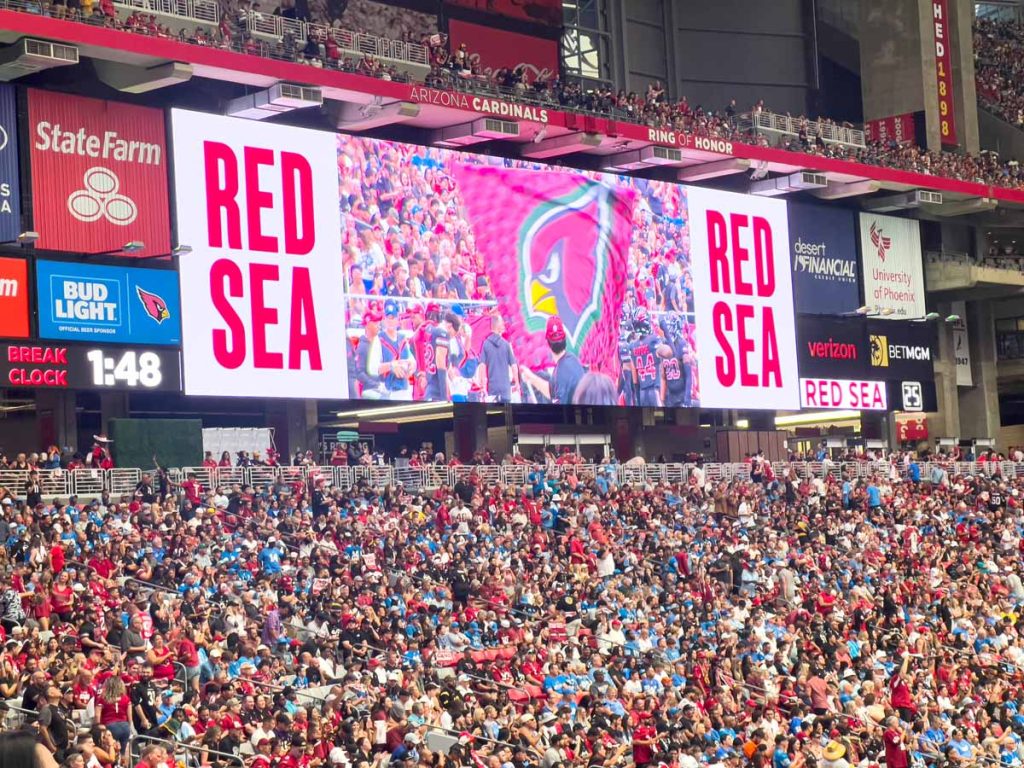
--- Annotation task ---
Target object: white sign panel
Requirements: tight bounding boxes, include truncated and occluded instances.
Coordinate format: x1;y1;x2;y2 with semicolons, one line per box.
687;187;799;410
859;212;925;319
951;300;972;387
171;110;348;398
799;378;888;411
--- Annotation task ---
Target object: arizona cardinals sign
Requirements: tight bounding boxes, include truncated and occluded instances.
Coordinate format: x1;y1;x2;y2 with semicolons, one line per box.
859;213;925;319
34;259;181;345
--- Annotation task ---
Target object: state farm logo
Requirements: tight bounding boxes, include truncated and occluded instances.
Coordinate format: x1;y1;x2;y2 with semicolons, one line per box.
0;125;8;152
869;221;892;262
67;167;137;226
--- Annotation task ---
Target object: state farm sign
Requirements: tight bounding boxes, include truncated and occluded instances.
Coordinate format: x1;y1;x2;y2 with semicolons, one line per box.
170;110;348;399
800;378;888;410
28;90;170;258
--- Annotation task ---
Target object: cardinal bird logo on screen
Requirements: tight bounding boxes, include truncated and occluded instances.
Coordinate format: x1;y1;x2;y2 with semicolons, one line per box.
870;221;892;262
136;286;170;324
517;184;614;348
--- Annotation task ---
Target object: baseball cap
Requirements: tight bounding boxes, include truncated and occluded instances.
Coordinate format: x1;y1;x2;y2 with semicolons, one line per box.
384;299;400;317
363;307;383;324
546;316;567;343
426;302;441;316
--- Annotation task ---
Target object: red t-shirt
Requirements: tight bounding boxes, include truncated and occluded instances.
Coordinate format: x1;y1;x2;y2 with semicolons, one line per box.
99;693;130;724
884;728;909;768
632;724;657;765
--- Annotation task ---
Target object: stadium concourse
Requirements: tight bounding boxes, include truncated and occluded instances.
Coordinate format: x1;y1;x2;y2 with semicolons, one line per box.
8;0;1024;191
2;450;1024;768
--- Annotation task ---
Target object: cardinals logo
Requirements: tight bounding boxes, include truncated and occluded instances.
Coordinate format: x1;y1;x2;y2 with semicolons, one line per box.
517;183;614;348
136;286;170;324
869;222;892;262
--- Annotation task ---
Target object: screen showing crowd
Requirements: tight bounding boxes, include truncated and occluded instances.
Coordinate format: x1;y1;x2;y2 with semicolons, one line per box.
338;135;699;407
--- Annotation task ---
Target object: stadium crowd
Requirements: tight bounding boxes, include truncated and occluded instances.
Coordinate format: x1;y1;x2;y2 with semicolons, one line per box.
2;447;1024;768
12;0;1024;191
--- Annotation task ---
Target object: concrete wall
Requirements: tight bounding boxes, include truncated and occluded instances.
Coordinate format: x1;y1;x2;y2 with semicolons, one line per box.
859;0;979;153
615;0;813;115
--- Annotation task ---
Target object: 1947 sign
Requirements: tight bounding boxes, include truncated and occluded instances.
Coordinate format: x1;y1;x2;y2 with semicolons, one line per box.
0;342;180;391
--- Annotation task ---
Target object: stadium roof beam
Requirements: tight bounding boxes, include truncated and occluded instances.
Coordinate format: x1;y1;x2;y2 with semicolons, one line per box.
224;83;322;121
93;59;192;93
677;158;751;181
861;190;943;212
810;180;882;200
431;117;521;147
749;171;828;197
925;197;998;217
330;98;420;131
519;131;605;159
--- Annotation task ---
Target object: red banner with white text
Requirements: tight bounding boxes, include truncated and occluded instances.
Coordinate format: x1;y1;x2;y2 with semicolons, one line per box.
448;19;559;83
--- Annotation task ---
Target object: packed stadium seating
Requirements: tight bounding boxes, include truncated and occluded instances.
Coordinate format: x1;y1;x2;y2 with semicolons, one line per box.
11;0;1024;191
2;446;1023;768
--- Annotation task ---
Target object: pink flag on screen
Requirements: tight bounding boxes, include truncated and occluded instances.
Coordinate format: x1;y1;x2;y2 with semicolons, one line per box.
451;163;634;375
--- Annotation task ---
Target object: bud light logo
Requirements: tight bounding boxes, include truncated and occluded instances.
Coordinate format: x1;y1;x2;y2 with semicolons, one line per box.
36;260;181;345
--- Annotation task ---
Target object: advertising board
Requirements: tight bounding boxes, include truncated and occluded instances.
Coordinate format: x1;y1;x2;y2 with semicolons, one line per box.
35;260;181;346
0;258;30;339
787;203;859;315
867;319;937;380
0;341;180;391
170;110;348;399
859;212;925;319
796;316;869;379
27;90;171;258
447;19;559;83
0;85;21;244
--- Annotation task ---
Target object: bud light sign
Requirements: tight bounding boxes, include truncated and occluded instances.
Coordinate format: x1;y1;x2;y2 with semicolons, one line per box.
0;86;20;244
788;203;860;315
35;260;181;346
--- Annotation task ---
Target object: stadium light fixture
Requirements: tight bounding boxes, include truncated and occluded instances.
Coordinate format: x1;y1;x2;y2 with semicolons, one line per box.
0;231;40;246
910;312;942;322
945;314;962;324
87;241;146;257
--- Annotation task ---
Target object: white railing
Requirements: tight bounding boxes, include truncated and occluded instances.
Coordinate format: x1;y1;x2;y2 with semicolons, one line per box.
2;459;1014;501
245;14;429;67
114;0;219;23
743;111;866;149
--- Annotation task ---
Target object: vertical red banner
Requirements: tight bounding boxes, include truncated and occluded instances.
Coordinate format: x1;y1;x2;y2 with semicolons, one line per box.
865;114;917;146
932;0;958;145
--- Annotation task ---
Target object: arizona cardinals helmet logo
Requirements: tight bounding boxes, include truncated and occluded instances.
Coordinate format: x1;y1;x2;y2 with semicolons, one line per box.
869;222;892;262
136;286;170;324
517;183;613;349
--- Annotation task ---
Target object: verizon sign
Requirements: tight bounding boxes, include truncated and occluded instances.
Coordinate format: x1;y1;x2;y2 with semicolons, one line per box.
170;110;348;399
800;378;888;411
28;90;170;258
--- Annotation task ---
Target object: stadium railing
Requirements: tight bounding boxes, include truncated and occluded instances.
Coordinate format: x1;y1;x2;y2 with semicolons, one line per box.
0;459;1011;499
244;13;430;68
739;111;867;149
113;0;219;24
